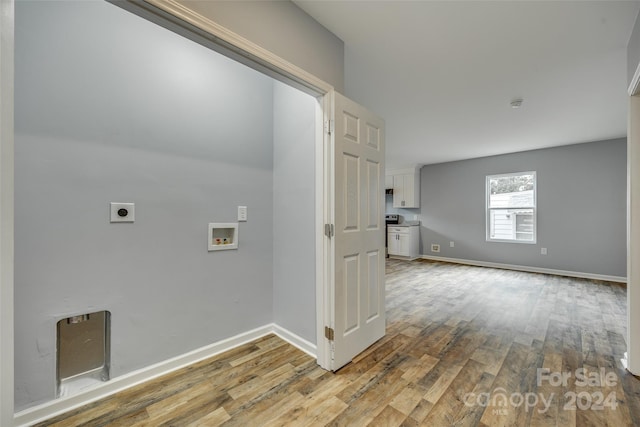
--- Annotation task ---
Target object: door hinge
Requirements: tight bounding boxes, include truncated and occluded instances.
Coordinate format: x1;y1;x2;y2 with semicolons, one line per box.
324;223;334;238
325;326;335;341
324;119;334;135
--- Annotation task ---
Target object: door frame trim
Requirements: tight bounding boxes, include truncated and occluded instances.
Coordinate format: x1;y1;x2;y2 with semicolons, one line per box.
627;57;640;376
1;0;336;422
139;0;332;97
627;93;640;375
0;0;15;425
316;91;335;370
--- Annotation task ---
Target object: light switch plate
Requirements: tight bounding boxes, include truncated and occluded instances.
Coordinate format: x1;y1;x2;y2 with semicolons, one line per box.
110;202;135;223
238;206;247;222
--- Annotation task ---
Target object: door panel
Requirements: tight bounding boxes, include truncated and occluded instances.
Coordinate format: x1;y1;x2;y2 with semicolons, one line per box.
367;250;380;320
343;154;359;231
344;254;359;333
331;92;385;370
366;160;380;229
366;123;380;149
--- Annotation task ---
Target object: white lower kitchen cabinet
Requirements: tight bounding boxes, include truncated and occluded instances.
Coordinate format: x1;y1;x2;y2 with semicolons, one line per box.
387;225;419;260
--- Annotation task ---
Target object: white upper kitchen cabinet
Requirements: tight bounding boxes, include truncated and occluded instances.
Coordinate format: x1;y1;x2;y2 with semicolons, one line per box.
390;168;420;208
385;175;394;189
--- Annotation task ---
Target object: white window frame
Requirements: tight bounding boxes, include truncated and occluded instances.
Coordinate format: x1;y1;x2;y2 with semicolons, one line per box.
486;171;537;244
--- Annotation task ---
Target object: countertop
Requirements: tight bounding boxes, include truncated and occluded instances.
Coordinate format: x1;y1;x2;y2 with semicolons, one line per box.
388;221;420;227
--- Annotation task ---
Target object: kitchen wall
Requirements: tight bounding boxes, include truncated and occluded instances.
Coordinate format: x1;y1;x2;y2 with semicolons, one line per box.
415;139;627;278
273;82;317;344
174;0;345;92
385;198;422;223
14;0;282;410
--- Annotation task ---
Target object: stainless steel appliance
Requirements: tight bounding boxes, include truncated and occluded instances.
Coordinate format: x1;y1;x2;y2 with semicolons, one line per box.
385;214;400;225
385;214;400;257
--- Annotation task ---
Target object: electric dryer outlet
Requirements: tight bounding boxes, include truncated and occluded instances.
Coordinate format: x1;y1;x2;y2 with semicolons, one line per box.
110;202;135;223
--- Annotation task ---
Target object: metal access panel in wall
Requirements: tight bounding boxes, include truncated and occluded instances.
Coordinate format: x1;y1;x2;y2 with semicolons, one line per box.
57;310;111;397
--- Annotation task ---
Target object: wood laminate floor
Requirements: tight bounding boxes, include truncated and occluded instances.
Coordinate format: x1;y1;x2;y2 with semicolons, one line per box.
36;259;640;426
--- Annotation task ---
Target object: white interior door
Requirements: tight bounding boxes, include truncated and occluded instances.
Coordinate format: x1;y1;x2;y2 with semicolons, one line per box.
329;92;385;370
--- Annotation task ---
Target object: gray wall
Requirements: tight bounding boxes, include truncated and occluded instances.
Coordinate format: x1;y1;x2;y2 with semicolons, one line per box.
15;0;280;410
416;139;627;278
273;82;316;343
174;0;345;92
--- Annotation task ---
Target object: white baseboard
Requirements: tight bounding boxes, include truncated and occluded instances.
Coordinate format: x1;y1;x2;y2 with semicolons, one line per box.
272;324;317;357
14;324;317;427
419;255;627;283
388;255;419;261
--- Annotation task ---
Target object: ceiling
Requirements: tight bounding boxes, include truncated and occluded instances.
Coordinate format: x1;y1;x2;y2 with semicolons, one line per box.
294;0;640;168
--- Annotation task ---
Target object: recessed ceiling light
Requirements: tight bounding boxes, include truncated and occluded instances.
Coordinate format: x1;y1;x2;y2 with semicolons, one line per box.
510;98;524;109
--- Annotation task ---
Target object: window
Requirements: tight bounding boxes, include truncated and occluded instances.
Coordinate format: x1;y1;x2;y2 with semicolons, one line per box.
486;171;536;243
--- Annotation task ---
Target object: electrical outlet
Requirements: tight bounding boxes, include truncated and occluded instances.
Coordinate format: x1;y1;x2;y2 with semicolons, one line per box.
541;247;547;255
450;241;455;248
431;244;440;253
